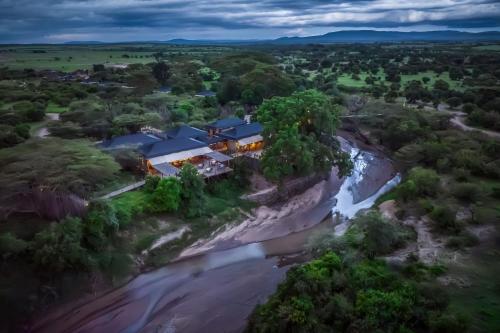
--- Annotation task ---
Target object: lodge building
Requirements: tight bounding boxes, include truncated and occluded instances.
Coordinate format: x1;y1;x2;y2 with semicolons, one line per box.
101;117;264;179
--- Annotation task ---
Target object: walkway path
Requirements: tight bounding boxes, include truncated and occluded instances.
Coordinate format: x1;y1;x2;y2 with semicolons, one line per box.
98;180;145;200
449;111;500;139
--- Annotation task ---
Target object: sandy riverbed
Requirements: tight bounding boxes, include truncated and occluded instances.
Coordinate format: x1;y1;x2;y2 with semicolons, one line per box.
31;133;399;333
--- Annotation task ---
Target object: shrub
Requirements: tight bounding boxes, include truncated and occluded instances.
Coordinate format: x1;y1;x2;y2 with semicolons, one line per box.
149;177;181;213
430;205;460;233
144;175;161;193
451;182;483;202
0;233;28;256
429;311;469;333
355;211;413;258
179;164;206;218
407;167;440;197
472;206;500;224
397;180;417;201
30;217;92;273
446;232;479;250
451;168;470;182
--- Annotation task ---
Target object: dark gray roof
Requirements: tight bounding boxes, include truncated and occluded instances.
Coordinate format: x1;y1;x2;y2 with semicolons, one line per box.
152;162;179;177
207;117;246;130
219;122;263;140
197;134;225;145
165;125;207;139
101;133;162;150
141;137;207;159
157;86;171;93
204;151;233;162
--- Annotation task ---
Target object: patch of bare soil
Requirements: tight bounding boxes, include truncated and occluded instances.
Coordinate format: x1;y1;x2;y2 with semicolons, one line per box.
249;172;274;192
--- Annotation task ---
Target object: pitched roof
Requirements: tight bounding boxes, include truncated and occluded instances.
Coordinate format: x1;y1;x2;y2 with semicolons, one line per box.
101;133;162;150
141;137;207;159
207;117;246;129
197;134;225;145
157;86;171;93
152;162;180;177
165;125;207;139
219;122;263;140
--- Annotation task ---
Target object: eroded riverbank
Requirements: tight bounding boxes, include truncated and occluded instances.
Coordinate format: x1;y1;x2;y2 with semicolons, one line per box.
32;134;399;333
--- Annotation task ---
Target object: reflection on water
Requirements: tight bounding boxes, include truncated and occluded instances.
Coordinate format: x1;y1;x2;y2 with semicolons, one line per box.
331;142;401;235
36;139;401;333
334;174;401;235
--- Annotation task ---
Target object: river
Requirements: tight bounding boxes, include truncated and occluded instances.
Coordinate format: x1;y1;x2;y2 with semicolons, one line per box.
33;136;400;333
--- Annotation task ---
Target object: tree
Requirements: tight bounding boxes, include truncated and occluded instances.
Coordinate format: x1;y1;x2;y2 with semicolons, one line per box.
0;233;28;257
217;76;242;104
13;101;45;122
179;164;206;218
0;138;120;219
261;126;313;181
446;97;462;108
403;167;440;198
256;90;351;182
30;217;92;273
83;200;119;250
152;61;171;85
149;177;182;213
434;79;449;91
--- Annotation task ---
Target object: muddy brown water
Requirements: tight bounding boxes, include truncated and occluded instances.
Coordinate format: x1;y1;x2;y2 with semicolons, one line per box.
32;137;399;333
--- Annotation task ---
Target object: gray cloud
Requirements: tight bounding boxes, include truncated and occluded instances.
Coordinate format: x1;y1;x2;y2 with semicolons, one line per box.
0;0;499;42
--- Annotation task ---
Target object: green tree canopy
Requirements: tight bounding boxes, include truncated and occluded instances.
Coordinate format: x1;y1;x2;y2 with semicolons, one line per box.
256;89;351;181
179;164;206;218
0;138;120;210
149;177;182;213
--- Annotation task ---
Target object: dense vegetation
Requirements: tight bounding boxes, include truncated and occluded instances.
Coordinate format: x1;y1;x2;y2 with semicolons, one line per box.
257;89;351;181
1;42;500;332
247;252;465;333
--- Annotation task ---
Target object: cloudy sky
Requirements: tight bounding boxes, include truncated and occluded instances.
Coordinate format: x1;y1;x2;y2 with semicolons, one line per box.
1;0;499;43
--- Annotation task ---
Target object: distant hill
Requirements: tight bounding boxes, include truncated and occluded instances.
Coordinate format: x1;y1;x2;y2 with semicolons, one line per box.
272;30;500;44
64;41;105;45
61;30;500;46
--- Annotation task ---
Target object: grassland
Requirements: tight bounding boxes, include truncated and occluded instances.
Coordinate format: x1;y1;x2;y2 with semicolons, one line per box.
0;44;238;71
472;44;500;51
0;46;155;71
335;68;463;91
400;71;463;90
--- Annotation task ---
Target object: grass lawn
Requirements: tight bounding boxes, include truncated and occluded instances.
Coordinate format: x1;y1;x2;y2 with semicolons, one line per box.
400;71;463;91
336;69;386;88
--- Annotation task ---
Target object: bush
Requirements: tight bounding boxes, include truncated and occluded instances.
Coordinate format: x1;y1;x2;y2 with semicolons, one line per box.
451;182;483;202
354;211;413;258
430;205;460;233
149;177;181;213
446;232;479;250
397;180;418;201
451;168;470;182
179;164;206;218
144;175;161;193
429;311;469;333
472;206;500;224
30;217;92;273
407;167;440;197
0;233;28;256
